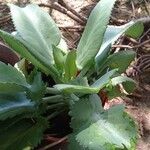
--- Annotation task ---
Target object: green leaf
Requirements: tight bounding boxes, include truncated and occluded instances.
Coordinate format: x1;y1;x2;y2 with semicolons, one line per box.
0;30;46;74
27;72;46;102
9;4;61;65
111;76;136;94
0;117;48;150
76;0;117;70
99;50;136;73
95;45;111;71
0;30;59;79
106;86;123;100
57;38;68;54
92;69;117;88
54;84;98;94
95;21;136;67
0;61;29;92
55;69;117;94
71;77;89;86
109;51;135;73
0;83;26;93
53;45;65;73
15;58;28;78
0;92;35;120
69;94;137;150
105;76;136;99
95;21;143;70
64;50;77;81
0;62;27;86
125;22;144;39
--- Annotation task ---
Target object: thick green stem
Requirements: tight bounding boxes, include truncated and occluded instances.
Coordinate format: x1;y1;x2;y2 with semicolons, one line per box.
46;87;61;94
42;95;63;104
47;109;66;120
46;103;64;110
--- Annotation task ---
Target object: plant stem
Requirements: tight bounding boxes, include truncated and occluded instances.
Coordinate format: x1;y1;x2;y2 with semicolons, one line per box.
38;135;68;150
42;95;63;103
46;103;64;110
47;109;66;120
46;87;60;94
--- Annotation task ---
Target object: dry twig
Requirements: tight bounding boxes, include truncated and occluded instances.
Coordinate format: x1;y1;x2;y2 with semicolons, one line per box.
38;135;68;150
58;25;84;31
113;39;150;49
0;14;11;24
133;39;150;48
38;3;85;25
58;0;87;22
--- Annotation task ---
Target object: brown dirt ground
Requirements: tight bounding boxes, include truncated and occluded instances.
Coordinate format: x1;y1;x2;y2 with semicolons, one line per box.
0;0;150;150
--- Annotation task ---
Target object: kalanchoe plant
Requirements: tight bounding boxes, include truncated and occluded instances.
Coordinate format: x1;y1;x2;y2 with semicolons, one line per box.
0;0;144;149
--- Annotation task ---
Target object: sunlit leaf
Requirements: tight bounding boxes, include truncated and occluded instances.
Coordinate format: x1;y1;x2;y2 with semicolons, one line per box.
0;61;29;92
57;38;68;54
111;76;136;94
0;30;59;79
54;84;98;94
97;50;136;73
64;51;77;81
95;21;142;70
92;69;117;88
125;22;144;39
69;94;137;150
9;4;61;65
76;0;117;70
53;45;65;73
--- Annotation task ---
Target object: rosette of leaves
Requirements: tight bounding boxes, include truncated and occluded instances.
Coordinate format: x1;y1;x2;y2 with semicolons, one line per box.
0;0;144;149
0;63;48;150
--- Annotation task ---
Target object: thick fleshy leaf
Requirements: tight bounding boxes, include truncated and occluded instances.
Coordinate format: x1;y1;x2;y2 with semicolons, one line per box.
105;76;136;99
9;4;61;65
27;72;46;102
57;38;68;54
0;83;27;93
71;77;89;87
0;92;35;120
0;61;29;91
15;58;28;78
53;45;65;73
97;50;136;73
95;21;143;69
55;69;117;94
111;76;136;93
95;45;111;71
0;117;48;150
0;30;59;79
95;23;133;68
54;84;98;94
106;86;123;100
64;50;77;81
0;62;27;85
69;94;137;150
92;69;117;88
125;22;144;39
76;0;117;70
